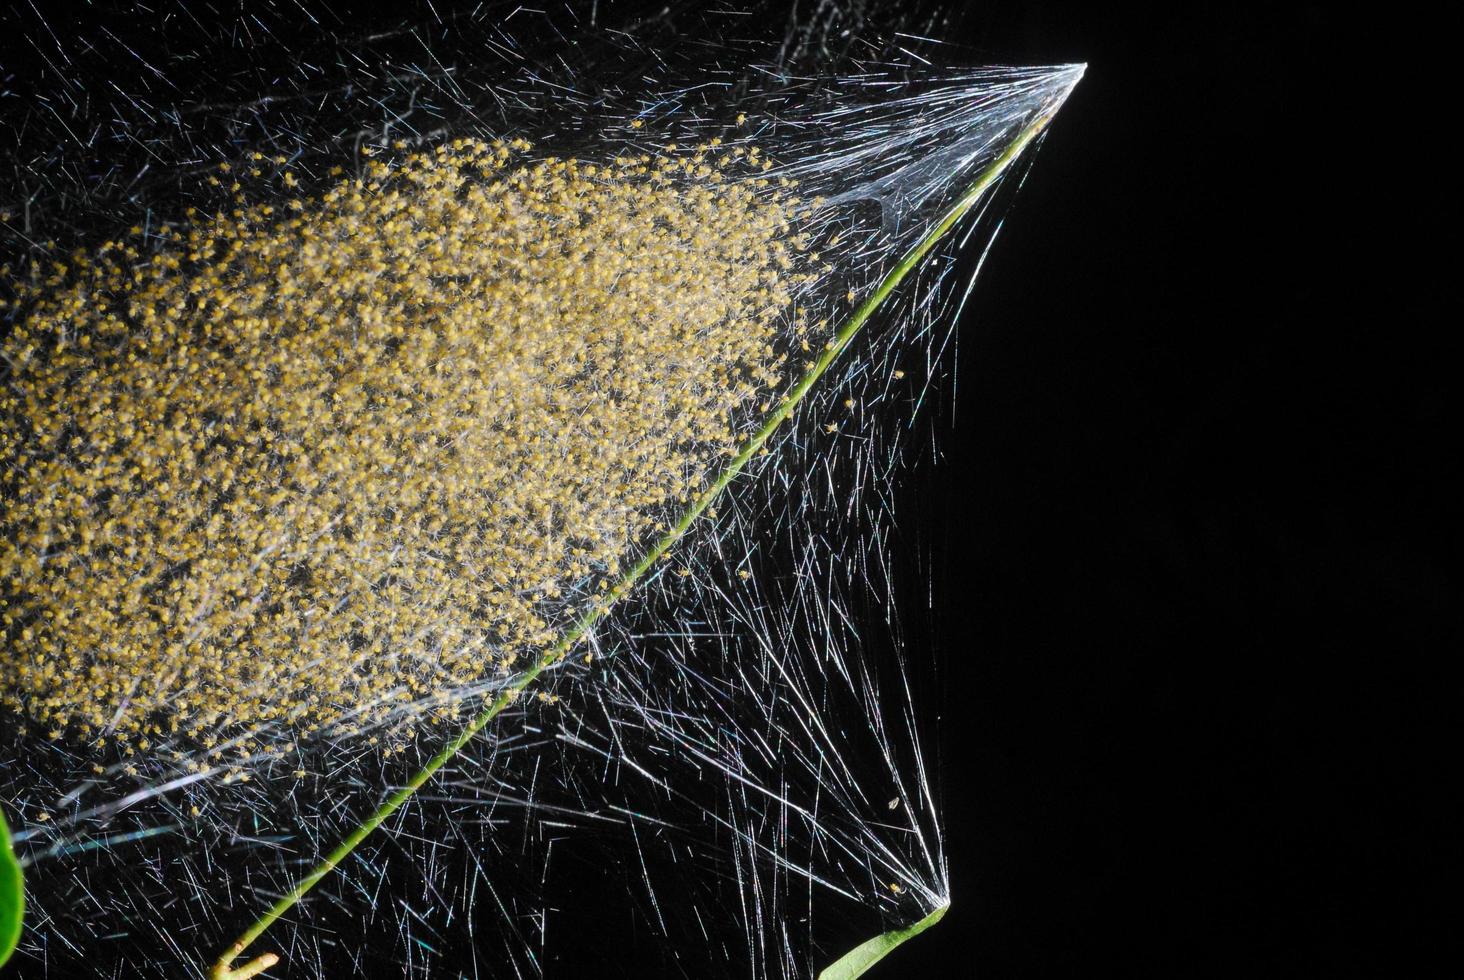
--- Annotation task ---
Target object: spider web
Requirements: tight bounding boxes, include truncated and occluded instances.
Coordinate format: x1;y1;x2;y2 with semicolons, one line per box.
0;3;1080;976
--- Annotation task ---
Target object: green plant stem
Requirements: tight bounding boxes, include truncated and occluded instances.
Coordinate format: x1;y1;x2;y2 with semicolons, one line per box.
817;902;949;980
210;101;1060;980
0;809;22;970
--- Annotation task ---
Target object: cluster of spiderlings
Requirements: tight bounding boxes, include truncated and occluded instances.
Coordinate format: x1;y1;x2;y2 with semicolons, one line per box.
0;136;814;755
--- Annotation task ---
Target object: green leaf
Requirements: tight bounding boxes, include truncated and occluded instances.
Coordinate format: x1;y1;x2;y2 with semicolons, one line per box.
817;902;949;980
0;808;22;969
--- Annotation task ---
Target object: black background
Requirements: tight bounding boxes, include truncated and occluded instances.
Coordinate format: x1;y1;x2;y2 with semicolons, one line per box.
897;3;1453;977
2;1;1454;977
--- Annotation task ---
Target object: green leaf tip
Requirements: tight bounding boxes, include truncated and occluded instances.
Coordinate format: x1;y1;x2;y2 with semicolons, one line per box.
817;900;950;980
0;808;22;969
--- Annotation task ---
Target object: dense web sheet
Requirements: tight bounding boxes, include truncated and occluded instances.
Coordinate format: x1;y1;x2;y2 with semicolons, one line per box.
0;3;1080;976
